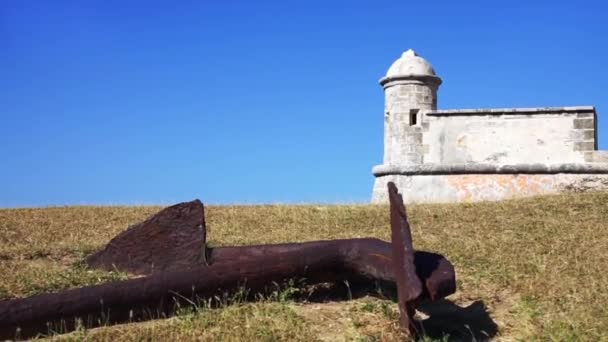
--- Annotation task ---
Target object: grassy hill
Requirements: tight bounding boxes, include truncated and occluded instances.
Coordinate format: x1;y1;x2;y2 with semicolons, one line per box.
1;192;607;341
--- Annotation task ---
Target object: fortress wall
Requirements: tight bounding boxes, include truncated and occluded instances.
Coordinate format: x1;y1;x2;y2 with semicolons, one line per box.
421;107;596;165
372;51;607;204
372;173;608;204
372;106;607;204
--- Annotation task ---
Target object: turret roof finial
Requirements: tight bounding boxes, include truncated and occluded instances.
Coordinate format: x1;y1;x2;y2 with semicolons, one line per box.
402;49;417;58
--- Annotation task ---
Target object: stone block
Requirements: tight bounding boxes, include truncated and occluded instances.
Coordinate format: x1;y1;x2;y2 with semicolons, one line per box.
569;130;583;140
403;144;421;153
583;130;595;140
407;132;423;144
574;141;595;151
404;153;422;164
573;118;594;129
586;151;608;163
577;113;594;118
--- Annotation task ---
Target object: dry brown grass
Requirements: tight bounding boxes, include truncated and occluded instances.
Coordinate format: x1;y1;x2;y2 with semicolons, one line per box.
1;191;607;341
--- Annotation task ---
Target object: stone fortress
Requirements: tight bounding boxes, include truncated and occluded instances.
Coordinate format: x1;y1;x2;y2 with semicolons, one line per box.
371;49;608;203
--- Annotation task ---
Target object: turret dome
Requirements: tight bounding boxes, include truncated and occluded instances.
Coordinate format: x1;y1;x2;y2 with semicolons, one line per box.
380;49;441;86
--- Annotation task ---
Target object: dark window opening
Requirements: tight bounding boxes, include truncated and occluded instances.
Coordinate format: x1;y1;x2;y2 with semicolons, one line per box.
410;109;419;126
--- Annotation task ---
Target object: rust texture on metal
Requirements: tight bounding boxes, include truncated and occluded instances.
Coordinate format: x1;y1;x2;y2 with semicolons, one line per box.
86;200;207;275
388;181;423;335
0;184;457;340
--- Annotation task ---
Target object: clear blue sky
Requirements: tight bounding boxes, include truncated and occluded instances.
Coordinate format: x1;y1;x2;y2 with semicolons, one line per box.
1;0;607;207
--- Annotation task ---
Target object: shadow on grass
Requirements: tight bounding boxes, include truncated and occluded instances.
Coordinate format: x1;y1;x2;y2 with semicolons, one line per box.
417;299;498;341
303;280;498;341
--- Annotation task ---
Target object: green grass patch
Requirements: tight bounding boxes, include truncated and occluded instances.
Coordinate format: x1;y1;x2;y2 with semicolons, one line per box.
1;191;608;340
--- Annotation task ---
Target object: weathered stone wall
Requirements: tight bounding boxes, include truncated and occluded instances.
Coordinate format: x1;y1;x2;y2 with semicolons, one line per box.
371;106;608;204
371;51;607;204
372;173;608;204
421;107;597;165
383;82;437;165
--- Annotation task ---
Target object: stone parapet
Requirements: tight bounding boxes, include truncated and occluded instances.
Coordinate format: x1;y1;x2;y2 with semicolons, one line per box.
420;106;598;165
372;163;608;176
427;106;596;116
